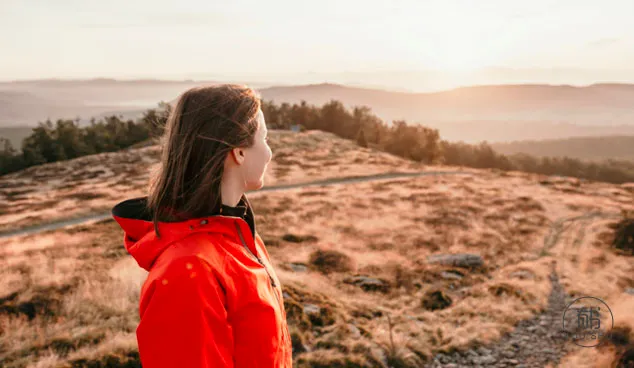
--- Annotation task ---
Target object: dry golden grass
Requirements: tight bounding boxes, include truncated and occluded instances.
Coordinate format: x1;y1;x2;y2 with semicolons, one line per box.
0;130;436;234
1;131;633;367
0;220;145;367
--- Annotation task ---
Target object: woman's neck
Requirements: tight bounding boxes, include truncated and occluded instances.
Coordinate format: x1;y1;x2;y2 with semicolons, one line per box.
220;170;245;207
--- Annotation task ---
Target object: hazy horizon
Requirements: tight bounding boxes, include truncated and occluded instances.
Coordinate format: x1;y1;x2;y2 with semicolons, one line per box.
4;67;634;94
2;1;634;92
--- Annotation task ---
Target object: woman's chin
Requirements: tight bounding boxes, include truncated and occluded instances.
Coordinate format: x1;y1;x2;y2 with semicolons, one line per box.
248;178;265;191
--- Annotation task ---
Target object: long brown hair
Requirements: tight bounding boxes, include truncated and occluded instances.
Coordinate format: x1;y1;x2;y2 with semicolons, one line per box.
147;84;261;238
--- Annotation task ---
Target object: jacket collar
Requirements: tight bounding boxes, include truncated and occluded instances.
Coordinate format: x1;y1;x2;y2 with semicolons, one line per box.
219;198;248;218
111;194;255;271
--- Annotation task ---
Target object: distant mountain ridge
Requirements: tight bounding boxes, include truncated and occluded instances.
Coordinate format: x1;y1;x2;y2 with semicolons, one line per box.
257;82;634;142
3;80;634;142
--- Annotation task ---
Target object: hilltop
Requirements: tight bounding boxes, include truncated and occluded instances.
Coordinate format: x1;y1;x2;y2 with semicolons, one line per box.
0;130;432;234
0;130;632;367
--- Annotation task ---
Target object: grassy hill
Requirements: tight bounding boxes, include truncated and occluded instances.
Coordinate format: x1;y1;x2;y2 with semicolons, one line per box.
0;130;633;367
0;130;429;234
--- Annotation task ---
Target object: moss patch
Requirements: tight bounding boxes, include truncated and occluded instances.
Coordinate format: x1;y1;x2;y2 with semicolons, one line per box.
308;249;354;274
421;289;453;311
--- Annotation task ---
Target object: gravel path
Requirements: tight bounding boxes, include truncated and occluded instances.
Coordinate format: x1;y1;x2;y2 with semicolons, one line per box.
425;262;574;368
425;210;623;367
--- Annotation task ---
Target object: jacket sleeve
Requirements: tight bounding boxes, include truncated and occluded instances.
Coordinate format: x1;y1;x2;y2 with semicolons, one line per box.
136;255;234;368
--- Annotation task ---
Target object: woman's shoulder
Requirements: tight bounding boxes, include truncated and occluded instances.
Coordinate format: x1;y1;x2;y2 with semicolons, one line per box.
151;233;228;276
138;252;229;316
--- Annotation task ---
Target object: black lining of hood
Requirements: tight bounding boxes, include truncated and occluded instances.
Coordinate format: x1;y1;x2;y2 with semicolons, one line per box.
111;196;153;221
111;195;257;239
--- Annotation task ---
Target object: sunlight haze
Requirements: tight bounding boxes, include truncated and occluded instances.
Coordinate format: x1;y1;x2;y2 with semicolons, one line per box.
1;0;634;90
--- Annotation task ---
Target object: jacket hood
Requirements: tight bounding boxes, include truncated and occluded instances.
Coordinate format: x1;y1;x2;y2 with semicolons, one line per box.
111;195;254;271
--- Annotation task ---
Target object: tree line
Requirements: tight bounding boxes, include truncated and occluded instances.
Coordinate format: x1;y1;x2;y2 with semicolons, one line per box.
1;99;633;184
0;103;170;175
261;99;634;183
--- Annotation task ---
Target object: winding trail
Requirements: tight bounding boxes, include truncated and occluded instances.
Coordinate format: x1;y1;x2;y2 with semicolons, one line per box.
426;210;622;368
0;170;472;239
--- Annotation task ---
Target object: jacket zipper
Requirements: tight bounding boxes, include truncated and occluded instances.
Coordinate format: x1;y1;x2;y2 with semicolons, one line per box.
234;222;291;354
233;222;283;310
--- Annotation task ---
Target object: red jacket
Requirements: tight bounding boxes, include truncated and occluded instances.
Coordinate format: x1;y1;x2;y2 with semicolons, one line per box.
111;196;293;367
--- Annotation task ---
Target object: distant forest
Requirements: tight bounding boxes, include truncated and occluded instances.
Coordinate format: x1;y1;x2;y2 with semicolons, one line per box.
1;99;633;184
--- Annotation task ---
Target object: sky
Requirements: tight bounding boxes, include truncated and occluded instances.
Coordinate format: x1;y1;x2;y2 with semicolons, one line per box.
1;0;634;90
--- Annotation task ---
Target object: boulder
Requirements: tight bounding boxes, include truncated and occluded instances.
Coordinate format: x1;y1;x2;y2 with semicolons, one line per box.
343;276;390;293
510;270;535;280
288;263;308;272
427;253;484;268
303;303;320;315
440;270;464;280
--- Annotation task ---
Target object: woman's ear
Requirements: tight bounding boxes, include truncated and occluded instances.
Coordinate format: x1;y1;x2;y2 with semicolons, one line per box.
231;148;245;165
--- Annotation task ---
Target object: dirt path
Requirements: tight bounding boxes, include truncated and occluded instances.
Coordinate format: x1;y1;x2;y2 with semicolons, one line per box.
541;211;622;256
426;263;573;368
425;210;622;368
0;169;472;239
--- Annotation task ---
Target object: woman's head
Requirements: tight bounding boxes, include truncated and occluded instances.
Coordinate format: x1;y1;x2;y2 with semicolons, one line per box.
147;84;272;237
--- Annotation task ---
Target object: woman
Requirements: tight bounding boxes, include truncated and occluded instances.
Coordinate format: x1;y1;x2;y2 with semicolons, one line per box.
111;84;292;367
